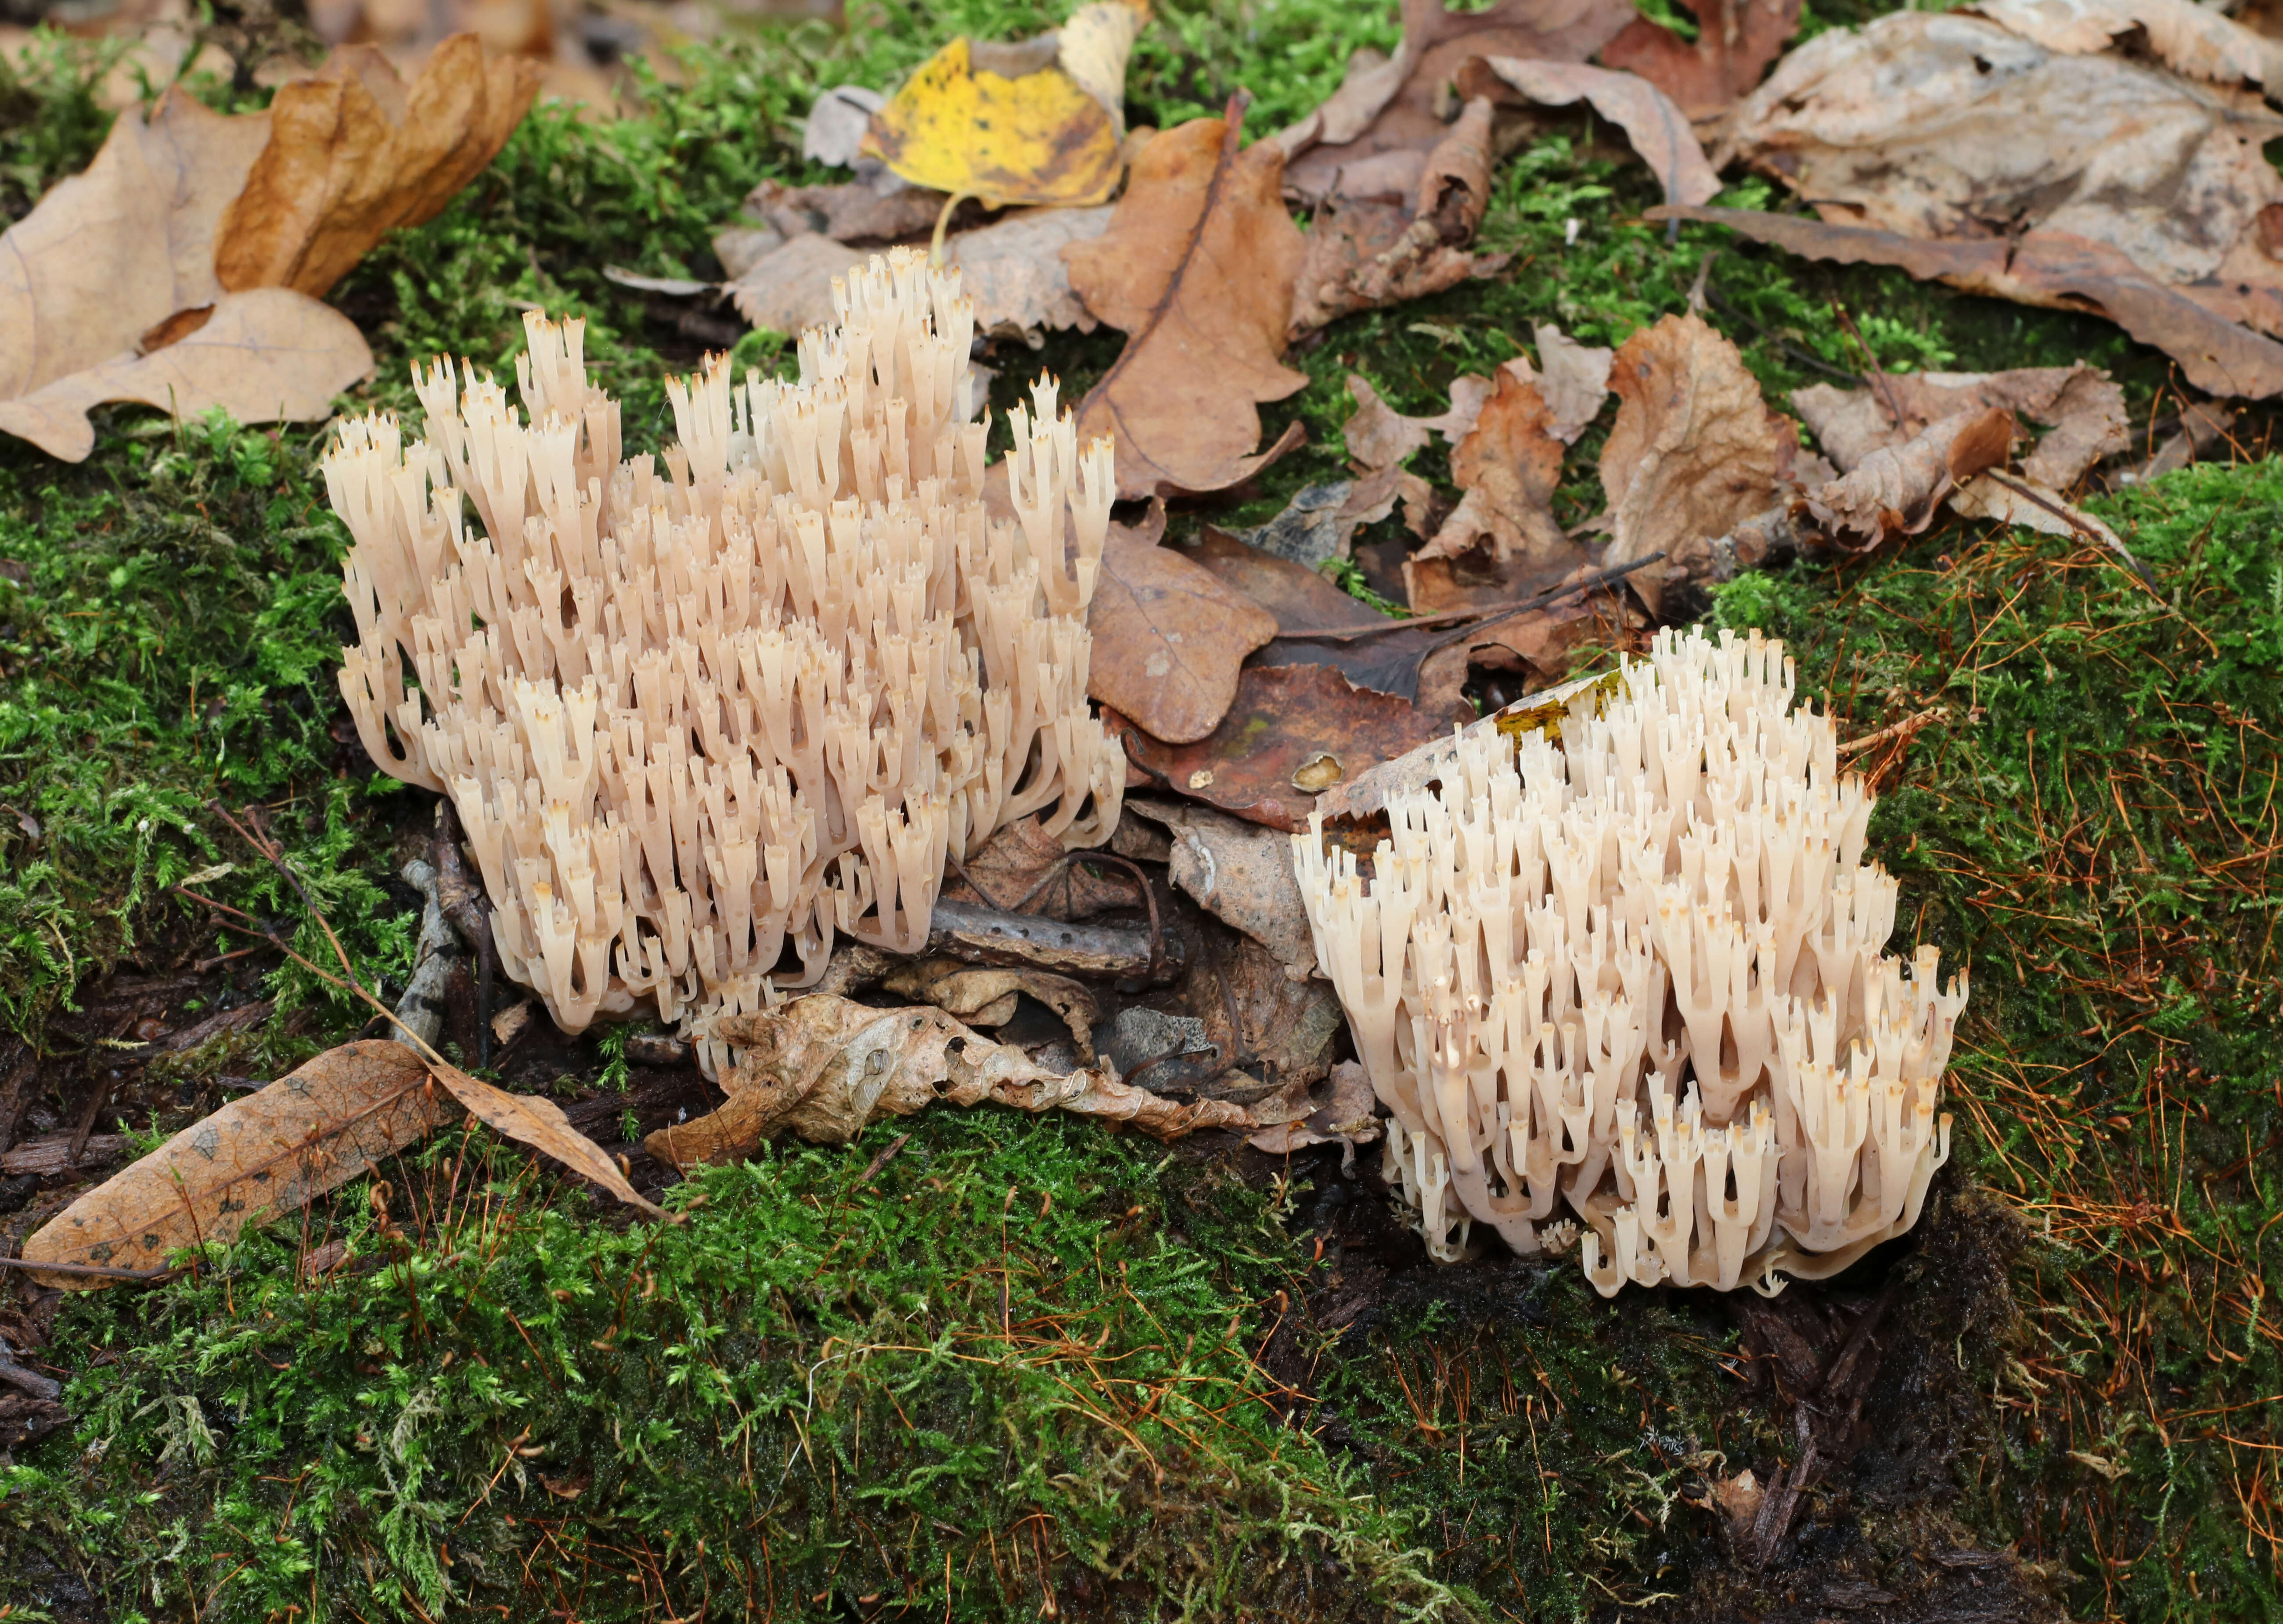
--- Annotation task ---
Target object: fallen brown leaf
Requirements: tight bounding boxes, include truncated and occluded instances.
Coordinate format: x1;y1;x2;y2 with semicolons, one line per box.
645;996;1248;1168
1246;1060;1384;1157
1342;371;1494;469
1415;361;1577;568
1600;312;1793;612
1793;363;2129;489
880;957;1099;1060
1517;322;1613;443
1948;469;2145;577
1177;525;1389;634
1455;56;1720;208
1275;0;1636;205
1654;203;2283;399
0;290;373;464
1087;513;1279;744
1289;96;1504;336
1599;0;1803;120
1976;0;2283;89
745;175;955;245
216;37;539;298
1413;590;1628;715
20;1041;451;1290
1801;406;2016;546
1109;664;1451;830
1124;799;1321;972
428;1051;664;1217
1667;11;2283;397
1182;929;1344;1090
1066;103;1310;498
938;812;1142;919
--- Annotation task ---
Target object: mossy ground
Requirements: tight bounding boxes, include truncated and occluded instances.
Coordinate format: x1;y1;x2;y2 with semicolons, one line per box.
1;0;2279;1617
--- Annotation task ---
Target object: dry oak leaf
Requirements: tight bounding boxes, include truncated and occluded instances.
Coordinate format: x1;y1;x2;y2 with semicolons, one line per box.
0;89;371;460
880;957;1098;1059
863;0;1149;208
1246;1060;1384;1156
1417;360;1574;567
1087;516;1279;743
21;1040;452;1290
1455;56;1719;208
1664;12;2283;395
1275;0;1637;206
1181;929;1345;1090
646;995;1248;1168
1413;589;1628;716
1599;0;1804;120
1066;104;1310;499
217;37;540;298
1600;312;1793;613
1948;467;2143;577
1109;663;1452;832
1793;363;2129;489
0;290;374;465
428;1049;665;1217
1176;524;1445;700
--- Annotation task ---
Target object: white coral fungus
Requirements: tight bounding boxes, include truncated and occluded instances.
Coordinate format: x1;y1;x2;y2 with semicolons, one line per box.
1293;628;1965;1294
326;249;1125;1042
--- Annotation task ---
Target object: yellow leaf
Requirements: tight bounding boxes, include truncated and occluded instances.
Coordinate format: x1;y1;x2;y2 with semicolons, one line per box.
865;0;1149;209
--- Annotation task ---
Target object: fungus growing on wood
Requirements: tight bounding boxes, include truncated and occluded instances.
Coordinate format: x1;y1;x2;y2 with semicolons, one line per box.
1293;627;1964;1293
328;248;1126;1038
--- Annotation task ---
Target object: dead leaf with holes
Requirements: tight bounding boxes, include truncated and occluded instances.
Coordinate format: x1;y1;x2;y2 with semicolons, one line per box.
863;0;1149;209
1600;312;1795;613
20;1041;453;1290
1064;104;1311;499
645;996;1250;1168
1109;664;1451;831
1599;0;1804;121
1087;511;1279;744
1651;10;2283;397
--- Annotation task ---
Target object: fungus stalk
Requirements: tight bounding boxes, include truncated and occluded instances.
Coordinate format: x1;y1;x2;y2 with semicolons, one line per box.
1293;628;1964;1294
328;249;1125;1049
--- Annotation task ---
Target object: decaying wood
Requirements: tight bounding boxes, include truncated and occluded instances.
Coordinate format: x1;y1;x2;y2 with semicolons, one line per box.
926;900;1182;981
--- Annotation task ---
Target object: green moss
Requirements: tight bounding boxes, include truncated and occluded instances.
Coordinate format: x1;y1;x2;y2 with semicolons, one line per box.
3;1112;1462;1622
1709;461;2283;1622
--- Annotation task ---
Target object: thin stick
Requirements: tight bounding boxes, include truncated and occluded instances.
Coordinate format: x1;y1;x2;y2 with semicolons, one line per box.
0;1256;175;1282
1285;553;1667;645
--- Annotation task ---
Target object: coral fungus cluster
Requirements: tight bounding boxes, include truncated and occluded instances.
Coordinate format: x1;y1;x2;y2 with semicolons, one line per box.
1293;628;1965;1294
327;248;1126;1037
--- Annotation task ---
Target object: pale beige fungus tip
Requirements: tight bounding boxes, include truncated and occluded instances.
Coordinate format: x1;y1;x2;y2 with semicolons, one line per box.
1293;627;1964;1295
328;248;1126;1057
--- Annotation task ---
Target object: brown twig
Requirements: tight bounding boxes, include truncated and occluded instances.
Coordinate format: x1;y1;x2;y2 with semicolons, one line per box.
856;1132;912;1188
1837;707;1947;757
